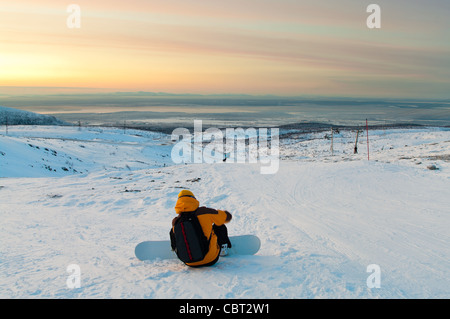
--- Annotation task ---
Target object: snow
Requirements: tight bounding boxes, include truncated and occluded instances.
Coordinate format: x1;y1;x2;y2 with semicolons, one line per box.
0;124;449;298
0;106;68;126
0;125;172;177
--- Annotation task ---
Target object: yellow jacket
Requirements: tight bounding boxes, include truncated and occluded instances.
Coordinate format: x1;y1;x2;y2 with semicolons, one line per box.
172;196;230;267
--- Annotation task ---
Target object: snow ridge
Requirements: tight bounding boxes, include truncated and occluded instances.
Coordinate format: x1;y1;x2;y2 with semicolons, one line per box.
0;106;68;126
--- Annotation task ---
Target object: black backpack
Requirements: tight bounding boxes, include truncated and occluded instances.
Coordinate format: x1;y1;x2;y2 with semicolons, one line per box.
170;211;211;263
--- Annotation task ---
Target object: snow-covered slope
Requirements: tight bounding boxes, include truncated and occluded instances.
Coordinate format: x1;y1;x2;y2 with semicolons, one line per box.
0;125;449;298
0;126;172;177
0;106;68;126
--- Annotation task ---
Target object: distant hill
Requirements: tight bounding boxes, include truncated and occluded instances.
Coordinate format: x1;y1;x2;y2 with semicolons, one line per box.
0;106;68;126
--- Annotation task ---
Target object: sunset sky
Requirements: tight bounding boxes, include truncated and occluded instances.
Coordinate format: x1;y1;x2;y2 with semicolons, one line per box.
1;0;449;98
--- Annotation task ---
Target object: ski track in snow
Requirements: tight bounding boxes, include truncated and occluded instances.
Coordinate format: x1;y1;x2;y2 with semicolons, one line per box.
0;125;449;298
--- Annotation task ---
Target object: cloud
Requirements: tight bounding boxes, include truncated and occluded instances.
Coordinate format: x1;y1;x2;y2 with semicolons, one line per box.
1;0;449;98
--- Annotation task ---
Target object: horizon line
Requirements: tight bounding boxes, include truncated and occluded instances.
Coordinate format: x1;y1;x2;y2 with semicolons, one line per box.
1;87;449;101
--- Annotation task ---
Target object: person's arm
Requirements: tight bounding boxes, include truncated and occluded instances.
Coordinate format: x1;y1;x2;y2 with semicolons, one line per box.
212;209;232;225
224;210;232;223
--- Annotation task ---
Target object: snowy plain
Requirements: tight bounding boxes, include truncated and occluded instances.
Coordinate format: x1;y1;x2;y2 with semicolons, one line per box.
0;123;449;299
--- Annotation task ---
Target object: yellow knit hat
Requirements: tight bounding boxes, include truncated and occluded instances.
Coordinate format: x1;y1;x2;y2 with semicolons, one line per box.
178;189;196;199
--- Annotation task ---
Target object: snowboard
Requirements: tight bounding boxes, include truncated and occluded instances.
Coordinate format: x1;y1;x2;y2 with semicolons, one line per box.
135;235;260;261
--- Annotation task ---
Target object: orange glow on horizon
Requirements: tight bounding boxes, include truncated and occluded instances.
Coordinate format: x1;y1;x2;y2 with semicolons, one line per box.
0;1;449;98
